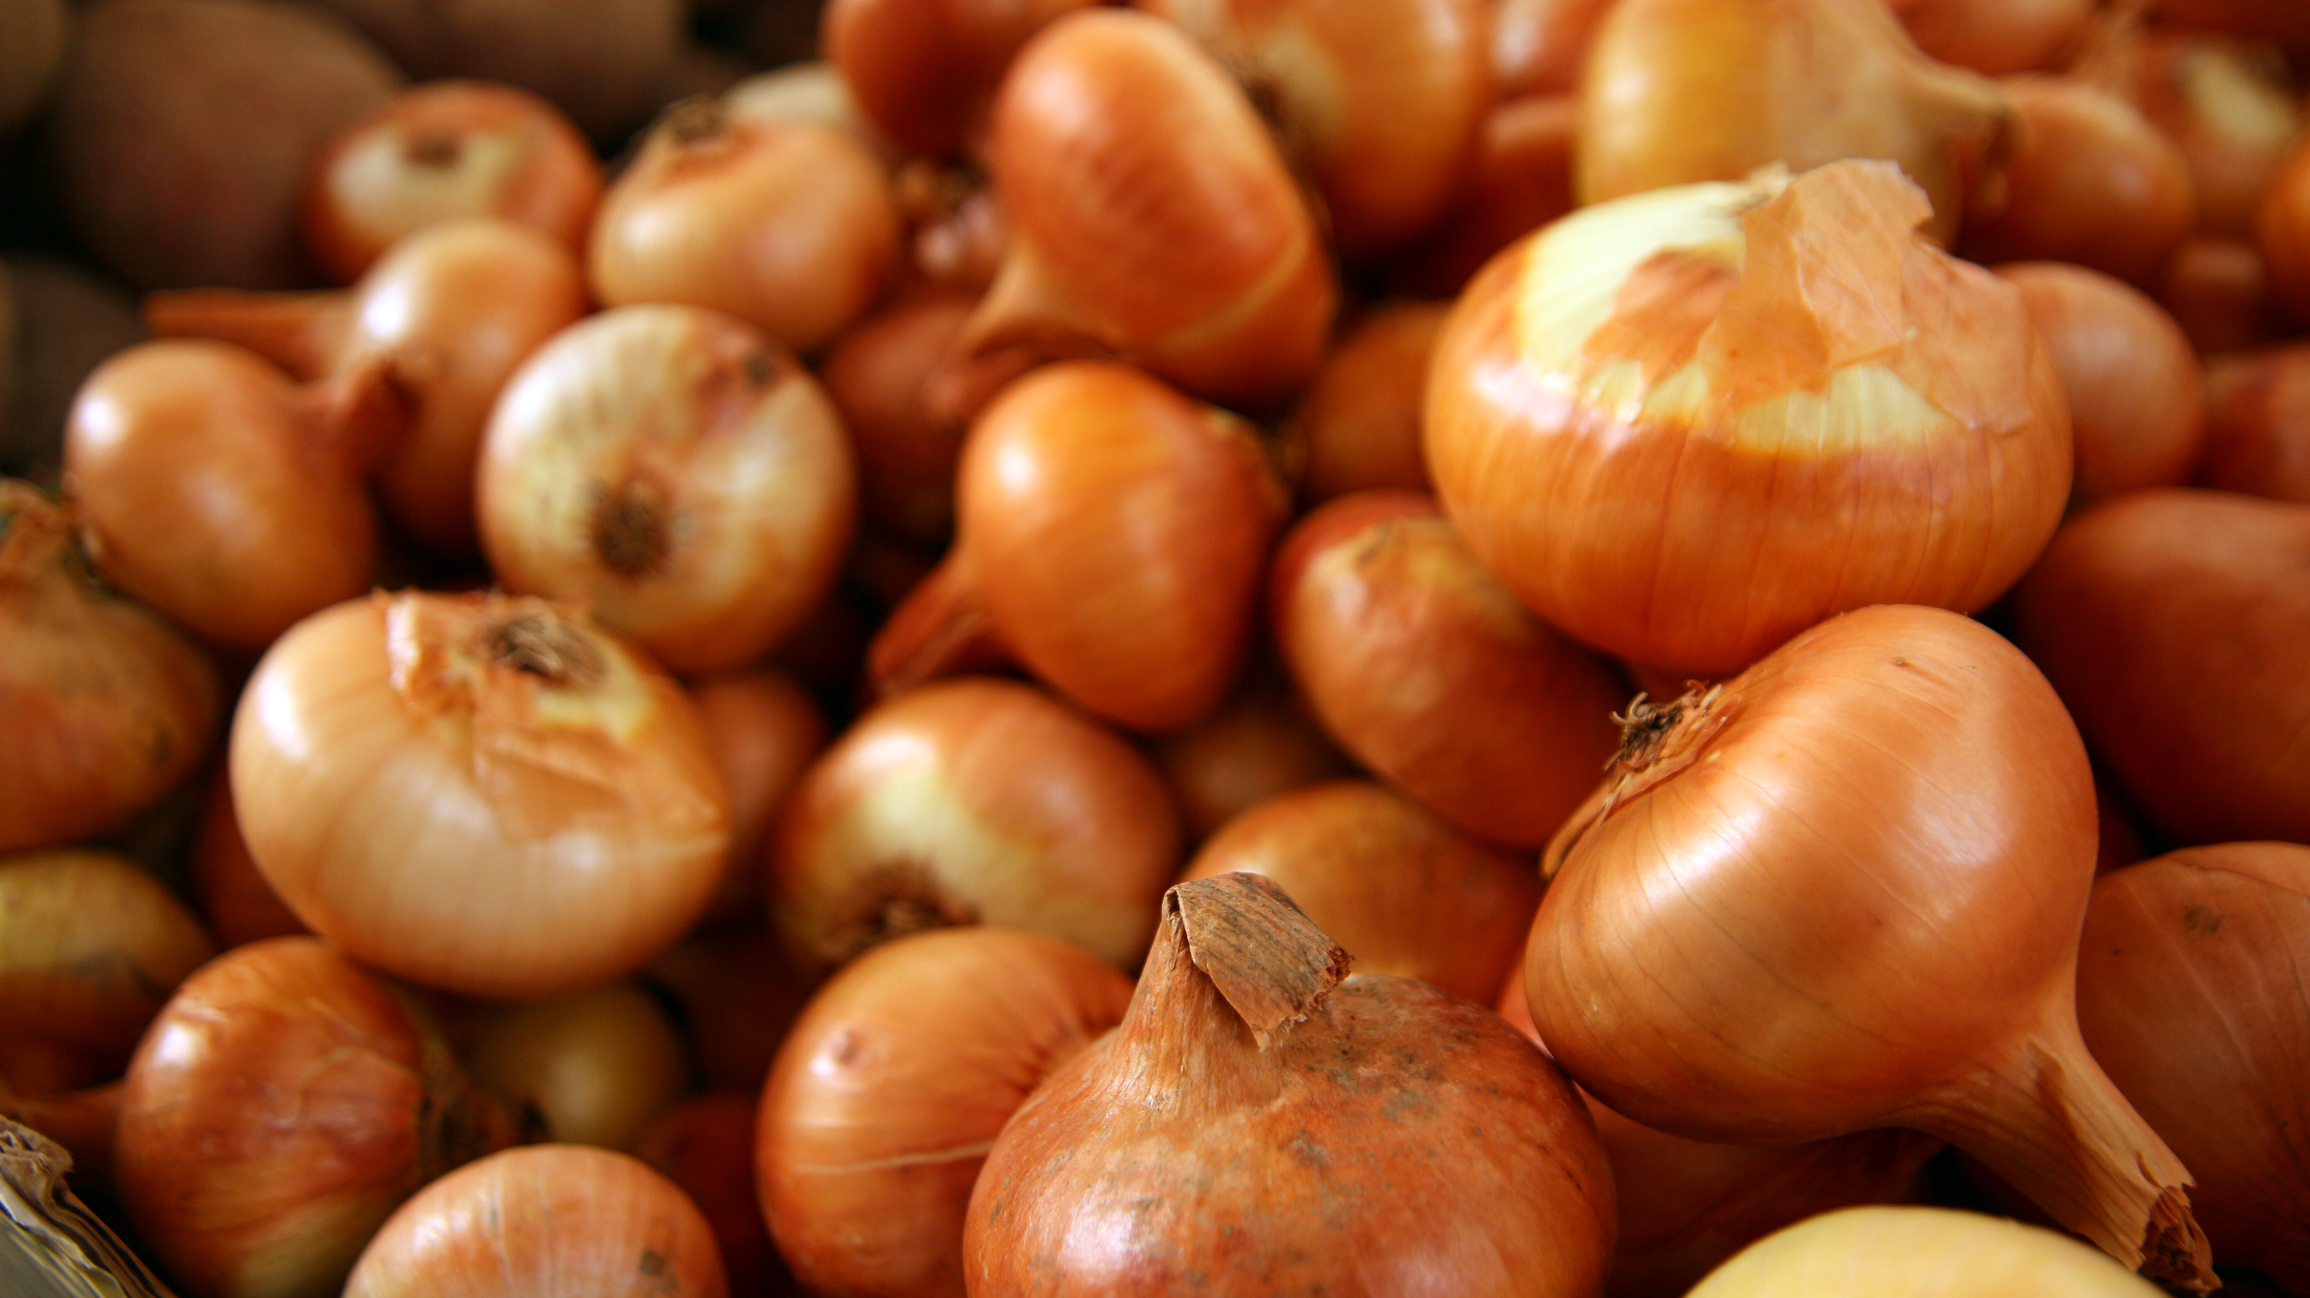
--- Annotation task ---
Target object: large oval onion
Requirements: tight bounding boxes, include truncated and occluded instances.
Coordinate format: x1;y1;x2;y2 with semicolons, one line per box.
2011;488;2310;847
1527;604;2215;1290
230;590;729;1000
2076;843;2310;1292
1427;159;2071;676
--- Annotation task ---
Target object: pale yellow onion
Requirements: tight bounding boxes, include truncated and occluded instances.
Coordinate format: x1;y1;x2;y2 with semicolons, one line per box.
464;980;688;1151
229;590;729;1000
1686;1207;2166;1297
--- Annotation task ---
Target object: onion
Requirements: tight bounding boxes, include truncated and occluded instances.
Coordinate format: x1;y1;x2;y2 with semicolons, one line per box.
1493;0;1615;97
44;0;402;290
964;873;1616;1294
1;254;145;484
1282;303;1447;504
823;0;1095;157
1527;604;2215;1289
1994;261;2206;503
0;848;212;1097
2011;488;2310;848
465;981;689;1151
1887;0;2094;76
2076;843;2310;1292
116;937;516;1298
0;0;65;138
1180;781;1541;1003
230;590;730;1000
0;482;220;853
2123;28;2300;239
819;293;975;545
1427;159;2072;677
2199;343;2310;503
589;99;902;356
689;668;826;925
871;361;1288;732
949;9;1337;412
1271;491;1624;847
725;61;879;142
1961;76;2198;287
635;1094;788;1297
758;927;1132;1297
895;162;1009;296
770;676;1180;976
1579;0;2011;246
2159;235;2291;354
300;0;683;143
1685;1207;2169;1297
1495;961;1940;1298
2256;131;2310;323
1144;0;1494;260
342;1144;728;1298
643;923;811;1092
63;340;401;651
1386;95;1579;299
189;773;308;949
148;218;587;557
303;81;602;285
477;304;858;674
1149;663;1353;841
1;1080;123;1188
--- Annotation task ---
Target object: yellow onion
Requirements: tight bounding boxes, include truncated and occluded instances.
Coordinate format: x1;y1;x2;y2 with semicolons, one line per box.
1427;159;2071;676
2200;343;2310;503
465;980;688;1152
1888;0;2095;76
0;482;219;853
820;293;977;545
758;928;1132;1297
1686;1207;2168;1297
635;1094;789;1297
1387;95;1579;298
2123;28;2300;239
950;9;1337;412
1282;302;1448;503
1493;0;1616;97
643;923;812;1092
689;668;827;924
2257;131;2310;322
189;773;308;949
824;0;1095;157
1149;662;1353;841
1579;0;2012;245
2161;236;2291;354
230;591;729;1000
1142;0;1493;259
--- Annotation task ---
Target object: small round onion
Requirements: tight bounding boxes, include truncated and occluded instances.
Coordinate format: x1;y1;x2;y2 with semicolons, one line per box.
1493;0;1615;97
759;927;1132;1297
230;590;730;1000
465;980;689;1151
303;80;603;284
1150;664;1354;842
1994;261;2205;503
2199;343;2310;503
1889;0;2094;76
768;676;1180;977
1181;781;1542;1003
689;668;827;925
477;304;858;674
1283;302;1448;504
1685;1207;2168;1297
343;1144;728;1298
189;773;308;949
819;293;975;545
2158;235;2291;354
643;923;812;1092
2127;28;2300;239
635;1094;788;1297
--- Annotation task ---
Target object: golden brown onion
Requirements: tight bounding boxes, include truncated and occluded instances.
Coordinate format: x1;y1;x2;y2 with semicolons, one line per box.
636;1094;789;1297
2124;28;2299;239
643;923;812;1093
824;0;1094;157
2158;235;2291;354
759;928;1132;1297
689;669;827;925
2199;343;2310;503
2256;129;2310;322
189;773;308;949
820;293;976;545
1888;0;2094;76
1150;663;1354;842
465;981;688;1151
1283;302;1448;504
1387;95;1579;298
1427;160;2071;676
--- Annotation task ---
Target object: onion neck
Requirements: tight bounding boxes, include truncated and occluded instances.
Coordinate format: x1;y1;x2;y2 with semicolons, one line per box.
865;555;1014;698
143;289;350;381
0;1080;123;1187
293;358;417;481
1116;874;1350;1109
1905;1016;2216;1293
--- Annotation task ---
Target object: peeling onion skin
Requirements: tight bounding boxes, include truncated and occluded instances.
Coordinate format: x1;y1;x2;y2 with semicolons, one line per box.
1271;492;1624;848
964;873;1617;1297
2012;488;2310;848
758;928;1132;1298
2077;843;2310;1293
229;591;730;1001
1528;605;2214;1291
477;305;858;674
2199;344;2310;503
0;482;220;855
343;1145;729;1298
1686;1207;2169;1298
1426;160;2073;677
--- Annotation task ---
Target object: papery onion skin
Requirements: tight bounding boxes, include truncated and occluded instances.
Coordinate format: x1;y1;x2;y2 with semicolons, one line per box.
1579;0;2010;246
768;676;1180;977
824;0;1095;157
1685;1206;2168;1297
589;100;901;356
1283;303;1447;504
1427;160;2072;677
758;927;1132;1298
465;981;689;1152
2012;488;2310;847
958;9;1337;411
0;848;214;1097
964;873;1617;1297
342;1144;728;1298
2199;344;2310;503
1271;491;1624;847
230;591;729;1000
1181;780;1541;1003
1995;261;2205;503
116;937;515;1298
2076;843;2310;1292
477;304;857;674
303;80;603;284
1527;604;2214;1289
0;481;219;854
